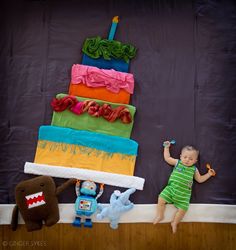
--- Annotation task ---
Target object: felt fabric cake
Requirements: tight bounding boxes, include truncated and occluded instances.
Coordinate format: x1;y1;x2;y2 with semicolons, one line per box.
34;125;138;175
69;64;134;104
81;36;137;73
24;126;144;190
69;84;131;104
51;93;136;138
24;17;145;191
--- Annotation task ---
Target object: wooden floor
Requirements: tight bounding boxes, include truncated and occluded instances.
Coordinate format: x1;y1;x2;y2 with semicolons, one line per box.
1;223;236;250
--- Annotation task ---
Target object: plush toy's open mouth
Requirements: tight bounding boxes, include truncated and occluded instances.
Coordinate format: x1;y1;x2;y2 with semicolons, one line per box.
25;191;46;209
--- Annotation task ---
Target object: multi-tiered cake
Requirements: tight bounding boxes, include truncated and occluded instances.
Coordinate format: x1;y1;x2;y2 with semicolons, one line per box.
24;17;145;190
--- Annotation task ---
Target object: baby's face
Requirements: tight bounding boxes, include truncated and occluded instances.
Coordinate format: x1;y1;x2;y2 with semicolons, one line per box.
180;150;198;167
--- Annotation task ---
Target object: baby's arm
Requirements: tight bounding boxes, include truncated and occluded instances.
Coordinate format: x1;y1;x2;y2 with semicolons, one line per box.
163;141;178;166
194;168;215;183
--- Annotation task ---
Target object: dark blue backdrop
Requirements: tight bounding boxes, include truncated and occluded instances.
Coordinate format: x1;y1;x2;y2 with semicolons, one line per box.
0;0;235;204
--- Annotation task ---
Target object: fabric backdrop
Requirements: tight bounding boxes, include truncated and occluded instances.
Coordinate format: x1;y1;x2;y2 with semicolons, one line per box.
0;0;235;205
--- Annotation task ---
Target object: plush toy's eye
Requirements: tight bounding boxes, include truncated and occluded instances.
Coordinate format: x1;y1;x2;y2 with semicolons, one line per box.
40;183;44;187
21;189;25;192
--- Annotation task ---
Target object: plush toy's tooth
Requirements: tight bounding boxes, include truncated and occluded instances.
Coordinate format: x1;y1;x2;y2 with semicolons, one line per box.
28;200;46;209
25;191;46;209
25;191;43;200
35;191;43;199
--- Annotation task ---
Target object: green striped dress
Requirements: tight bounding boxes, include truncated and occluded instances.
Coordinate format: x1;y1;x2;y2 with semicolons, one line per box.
159;160;196;211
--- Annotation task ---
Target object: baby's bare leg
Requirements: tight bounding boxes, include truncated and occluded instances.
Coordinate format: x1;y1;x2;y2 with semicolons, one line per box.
153;196;166;224
171;208;186;233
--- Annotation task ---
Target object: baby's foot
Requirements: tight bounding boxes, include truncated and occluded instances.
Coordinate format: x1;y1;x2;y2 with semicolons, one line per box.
153;216;163;224
171;222;177;233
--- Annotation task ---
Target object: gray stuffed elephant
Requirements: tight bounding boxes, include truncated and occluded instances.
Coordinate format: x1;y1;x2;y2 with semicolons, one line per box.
96;188;136;229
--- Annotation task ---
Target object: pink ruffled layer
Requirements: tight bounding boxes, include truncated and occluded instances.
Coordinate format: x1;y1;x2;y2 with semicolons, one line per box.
71;64;134;94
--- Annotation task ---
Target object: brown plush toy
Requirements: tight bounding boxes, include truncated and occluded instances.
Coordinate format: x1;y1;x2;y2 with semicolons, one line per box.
11;175;76;232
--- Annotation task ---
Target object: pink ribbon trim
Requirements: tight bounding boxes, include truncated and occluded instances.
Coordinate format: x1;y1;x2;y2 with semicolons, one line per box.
71;64;134;94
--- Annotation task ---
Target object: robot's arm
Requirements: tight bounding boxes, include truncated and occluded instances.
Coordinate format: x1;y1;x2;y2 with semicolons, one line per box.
75;180;81;197
96;183;104;200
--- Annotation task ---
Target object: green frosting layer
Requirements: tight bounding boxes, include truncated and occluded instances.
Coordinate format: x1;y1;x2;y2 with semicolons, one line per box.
82;36;137;63
51;94;136;138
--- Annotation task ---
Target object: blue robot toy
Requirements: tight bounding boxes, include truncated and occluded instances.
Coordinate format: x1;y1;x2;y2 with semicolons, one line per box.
73;180;104;228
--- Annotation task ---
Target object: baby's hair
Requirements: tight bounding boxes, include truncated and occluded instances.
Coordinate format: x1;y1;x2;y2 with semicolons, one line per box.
181;145;199;157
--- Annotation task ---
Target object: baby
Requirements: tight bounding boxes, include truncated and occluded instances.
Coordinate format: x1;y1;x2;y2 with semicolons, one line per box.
153;141;215;233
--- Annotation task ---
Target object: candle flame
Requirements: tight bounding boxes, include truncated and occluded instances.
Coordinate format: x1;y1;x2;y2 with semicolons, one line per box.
112;16;119;23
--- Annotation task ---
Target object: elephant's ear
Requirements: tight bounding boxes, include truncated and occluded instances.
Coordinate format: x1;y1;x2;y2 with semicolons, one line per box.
110;192;119;203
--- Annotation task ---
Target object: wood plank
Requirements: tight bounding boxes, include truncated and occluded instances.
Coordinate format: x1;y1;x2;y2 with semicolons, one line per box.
1;223;236;250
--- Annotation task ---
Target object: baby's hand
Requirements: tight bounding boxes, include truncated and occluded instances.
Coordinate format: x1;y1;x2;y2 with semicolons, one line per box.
163;141;171;148
208;168;216;177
